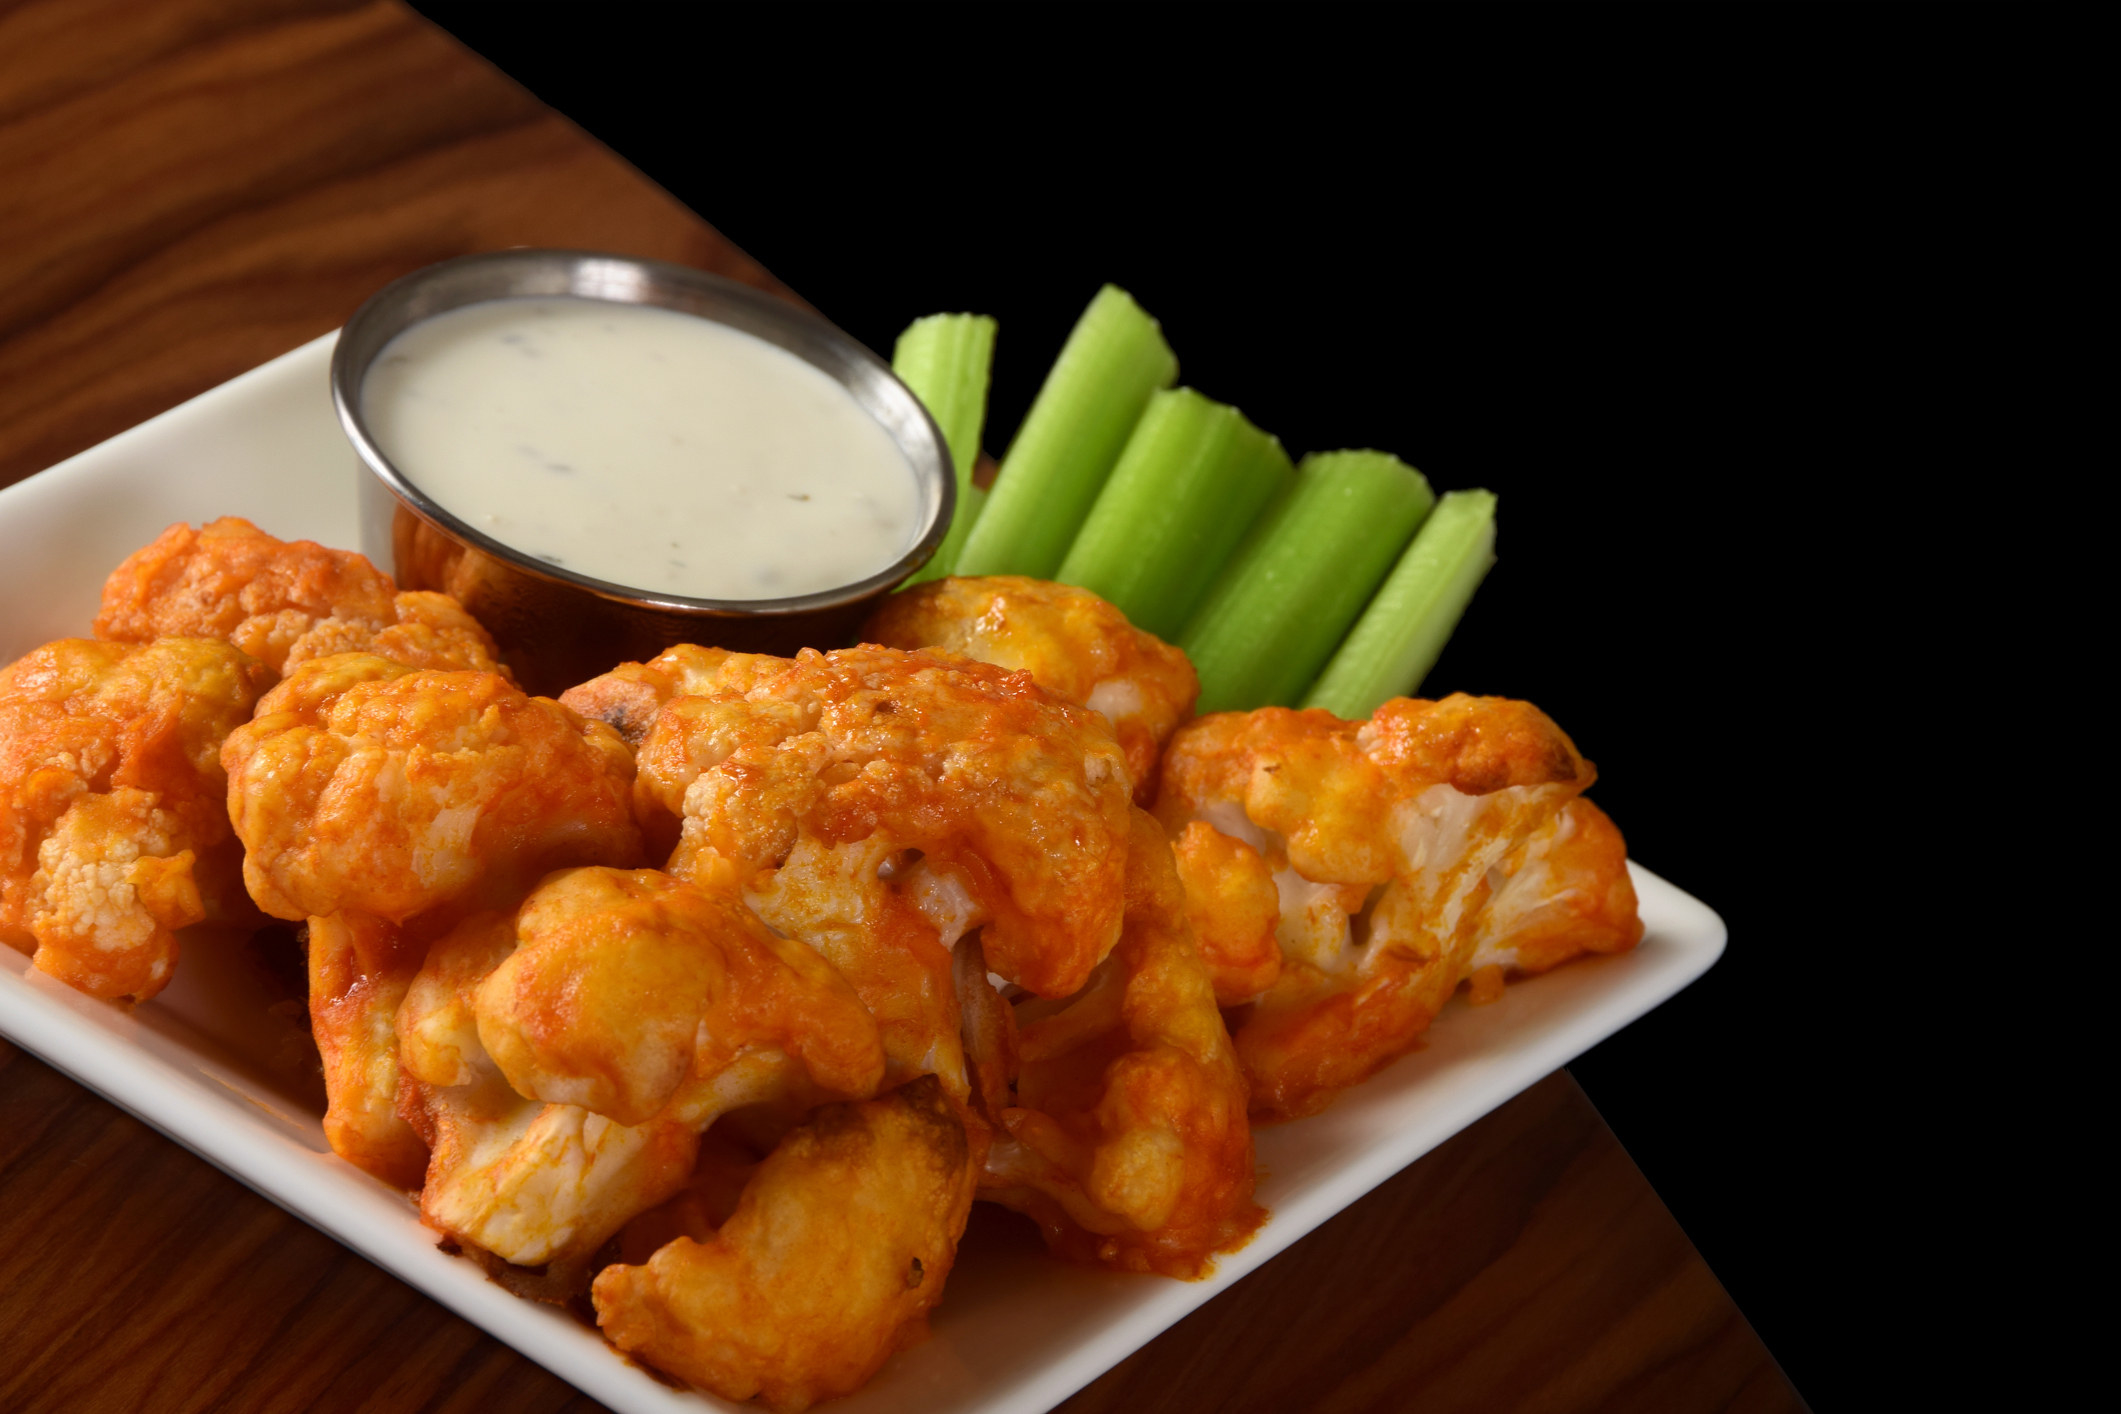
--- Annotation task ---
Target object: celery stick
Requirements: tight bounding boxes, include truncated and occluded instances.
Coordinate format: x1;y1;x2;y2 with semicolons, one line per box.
1054;388;1293;639
920;482;988;582
1303;491;1497;719
892;313;997;585
953;285;1178;580
1180;450;1435;713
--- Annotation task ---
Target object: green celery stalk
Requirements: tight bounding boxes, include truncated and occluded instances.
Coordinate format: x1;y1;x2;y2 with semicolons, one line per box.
892;313;998;585
953;285;1178;579
1302;490;1498;719
1053;388;1294;639
932;483;988;576
1180;450;1435;713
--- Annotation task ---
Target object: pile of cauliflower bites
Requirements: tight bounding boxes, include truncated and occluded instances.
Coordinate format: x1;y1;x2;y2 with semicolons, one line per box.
0;526;1640;1411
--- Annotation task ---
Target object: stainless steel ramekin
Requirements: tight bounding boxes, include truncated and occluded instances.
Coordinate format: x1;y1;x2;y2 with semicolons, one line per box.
331;249;952;697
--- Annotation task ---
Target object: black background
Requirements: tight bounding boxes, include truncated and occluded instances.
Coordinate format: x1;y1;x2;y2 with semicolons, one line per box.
411;7;2094;1409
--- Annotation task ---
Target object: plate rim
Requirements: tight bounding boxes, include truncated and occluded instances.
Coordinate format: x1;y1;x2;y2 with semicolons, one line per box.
0;334;1729;1414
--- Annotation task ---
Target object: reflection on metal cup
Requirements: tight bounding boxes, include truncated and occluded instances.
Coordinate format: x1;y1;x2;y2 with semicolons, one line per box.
333;249;954;698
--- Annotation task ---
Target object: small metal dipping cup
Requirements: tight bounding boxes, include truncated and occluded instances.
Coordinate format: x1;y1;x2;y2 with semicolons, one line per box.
332;250;953;697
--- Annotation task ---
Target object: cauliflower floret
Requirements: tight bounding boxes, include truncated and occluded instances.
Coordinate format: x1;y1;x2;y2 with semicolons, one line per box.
471;865;883;1127
222;654;640;926
95;516;504;678
0;637;268;1000
581;644;1133;1101
1156;694;1638;1120
593;1075;978;1413
557;642;748;750
978;808;1262;1278
221;653;643;1182
1462;796;1643;999
398;866;884;1266
862;575;1197;804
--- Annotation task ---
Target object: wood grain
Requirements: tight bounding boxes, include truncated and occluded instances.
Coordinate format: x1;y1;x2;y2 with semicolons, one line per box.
0;1031;1796;1414
0;0;791;492
0;2;1804;1410
1055;1073;1797;1414
0;1036;603;1414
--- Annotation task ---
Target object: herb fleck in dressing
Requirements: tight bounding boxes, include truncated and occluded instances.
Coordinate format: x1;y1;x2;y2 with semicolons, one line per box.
361;297;923;599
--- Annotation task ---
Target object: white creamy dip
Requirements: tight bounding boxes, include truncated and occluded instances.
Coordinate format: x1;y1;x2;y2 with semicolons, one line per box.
361;296;924;600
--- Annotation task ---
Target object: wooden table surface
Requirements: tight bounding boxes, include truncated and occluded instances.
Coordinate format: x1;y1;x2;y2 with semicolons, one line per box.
0;3;1803;1410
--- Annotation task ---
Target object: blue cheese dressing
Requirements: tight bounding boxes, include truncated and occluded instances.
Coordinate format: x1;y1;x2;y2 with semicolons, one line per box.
360;296;922;600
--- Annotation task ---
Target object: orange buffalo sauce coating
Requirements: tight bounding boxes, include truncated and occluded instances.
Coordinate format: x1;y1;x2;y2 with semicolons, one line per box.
96;516;502;678
1169;820;1282;1004
220;654;644;1184
594;1078;977;1414
222;654;640;927
571;643;1260;1284
398;866;886;1270
980;810;1263;1278
473;866;884;1128
1158;694;1641;1121
578;644;1133;1061
863;575;1197;804
308;909;429;1187
0;636;268;1000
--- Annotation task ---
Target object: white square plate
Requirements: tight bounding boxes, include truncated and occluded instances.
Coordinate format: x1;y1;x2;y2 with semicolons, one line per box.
0;334;1727;1414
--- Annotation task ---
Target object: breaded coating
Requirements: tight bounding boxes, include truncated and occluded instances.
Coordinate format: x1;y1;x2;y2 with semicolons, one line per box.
981;809;1262;1277
276;589;505;677
95;516;504;677
604;644;1133;1101
1169;820;1282;1004
412;1067;699;1268
0;637;268;1000
1156;694;1640;1120
1463;797;1642;997
475;866;884;1126
221;654;641;926
557;642;743;750
309;910;429;1187
559;645;800;865
399;867;884;1266
392;909;515;1093
863;575;1197;804
593;1076;979;1413
221;654;643;1183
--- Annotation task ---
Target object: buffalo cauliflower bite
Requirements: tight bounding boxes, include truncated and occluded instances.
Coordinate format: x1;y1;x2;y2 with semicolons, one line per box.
96;516;504;678
220;654;643;1182
1462;796;1642;999
397;866;885;1267
593;1075;979;1413
472;864;885;1129
557;642;745;750
978;808;1263;1277
0;637;269;1000
1156;694;1640;1121
596;644;1134;1102
862;575;1197;804
558;645;779;862
222;654;640;926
